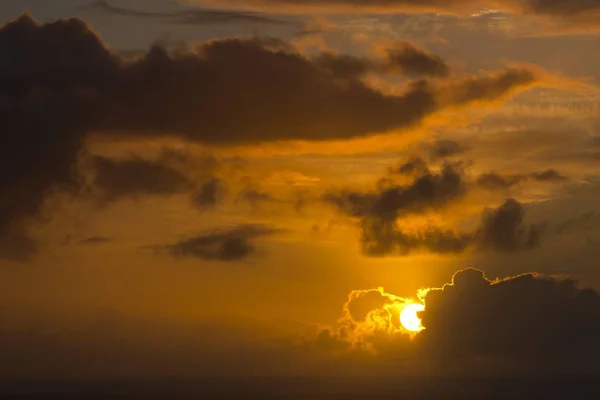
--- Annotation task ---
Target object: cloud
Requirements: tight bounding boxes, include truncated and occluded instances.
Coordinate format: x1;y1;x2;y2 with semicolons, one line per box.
309;267;600;375
353;197;545;257
389;156;431;177
427;139;469;160
436;68;537;106
325;162;468;221
92;156;191;200
529;169;568;182
326;159;563;256
100;43;537;145
0;14;106;259
361;222;474;256
476;169;569;191
325;161;474;256
418;268;600;374
316;42;450;79
476;172;525;191
151;224;282;262
386;42;450;78
192;177;226;209
79;236;113;245
87;0;294;25
0;14;548;258
477;198;546;253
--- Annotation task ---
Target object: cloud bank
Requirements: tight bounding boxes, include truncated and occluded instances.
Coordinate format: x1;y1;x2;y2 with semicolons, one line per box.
0;13;543;259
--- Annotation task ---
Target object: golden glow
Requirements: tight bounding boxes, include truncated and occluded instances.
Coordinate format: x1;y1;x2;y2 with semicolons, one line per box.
400;303;425;332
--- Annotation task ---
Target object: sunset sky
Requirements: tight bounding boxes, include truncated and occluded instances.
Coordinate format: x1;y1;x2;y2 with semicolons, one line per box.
2;0;600;389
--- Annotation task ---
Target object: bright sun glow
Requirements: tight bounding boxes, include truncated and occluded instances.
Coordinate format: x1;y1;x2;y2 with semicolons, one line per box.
400;303;425;332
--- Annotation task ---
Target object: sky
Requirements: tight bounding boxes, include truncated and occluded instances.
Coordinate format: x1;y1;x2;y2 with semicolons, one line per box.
1;0;600;394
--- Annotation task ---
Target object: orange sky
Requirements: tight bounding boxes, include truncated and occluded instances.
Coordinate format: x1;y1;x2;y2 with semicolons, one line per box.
0;0;600;387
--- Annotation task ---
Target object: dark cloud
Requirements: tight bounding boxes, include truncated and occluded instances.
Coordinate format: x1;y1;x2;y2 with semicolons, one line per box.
327;158;556;255
0;13;108;260
477;198;546;253
360;220;473;256
390;156;430;177
79;236;112;245
419;268;600;374
476;170;569;191
316;42;450;79
92;156;190;200
386;42;450;78
97;43;536;145
326;162;470;256
87;0;294;25
428;139;469;159
476;172;525;191
236;188;277;208
529;169;568;182
438;68;537;106
326;162;468;221
0;14;541;258
193;177;226;209
355;197;546;256
152;224;281;262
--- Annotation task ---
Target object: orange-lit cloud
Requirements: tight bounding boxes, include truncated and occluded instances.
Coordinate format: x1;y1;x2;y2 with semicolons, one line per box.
307;267;600;374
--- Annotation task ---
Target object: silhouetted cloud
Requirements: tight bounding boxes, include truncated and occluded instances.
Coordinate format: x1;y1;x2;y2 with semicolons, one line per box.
326;158;559;256
428;140;468;160
312;267;600;375
390;156;430;177
0;14;545;258
79;236;113;245
476;170;569;191
325;162;467;221
193;178;226;209
529;169;568;182
419;268;600;374
477;198;546;253
386;42;450;77
152;224;282;261
316;42;450;79
325;162;471;256
236;188;277;208
93;156;190;200
476;172;525;191
360;221;473;256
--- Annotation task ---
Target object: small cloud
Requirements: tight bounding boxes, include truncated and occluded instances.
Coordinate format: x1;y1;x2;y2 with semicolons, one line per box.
192;177;226;209
428;139;469;160
150;224;283;262
92;156;191;200
79;236;113;245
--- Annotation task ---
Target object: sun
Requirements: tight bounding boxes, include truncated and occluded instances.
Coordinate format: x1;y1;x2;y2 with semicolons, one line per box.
400;303;425;332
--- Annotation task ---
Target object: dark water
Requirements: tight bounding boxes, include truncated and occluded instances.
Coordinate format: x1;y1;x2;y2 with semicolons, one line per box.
1;377;598;399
